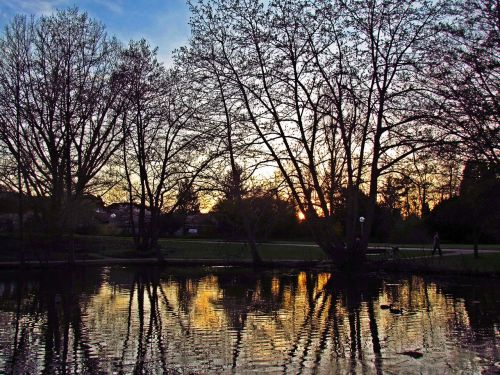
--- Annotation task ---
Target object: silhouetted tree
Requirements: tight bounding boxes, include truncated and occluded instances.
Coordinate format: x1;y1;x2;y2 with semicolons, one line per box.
175;179;201;216
184;0;448;267
214;166;263;263
120;40;216;254
0;15;28;261
430;161;500;253
214;178;298;243
430;0;499;165
0;9;128;262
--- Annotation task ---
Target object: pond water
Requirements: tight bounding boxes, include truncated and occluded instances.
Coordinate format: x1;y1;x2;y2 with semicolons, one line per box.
0;266;498;374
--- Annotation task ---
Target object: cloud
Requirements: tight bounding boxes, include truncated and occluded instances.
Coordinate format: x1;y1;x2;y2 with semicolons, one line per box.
0;0;192;66
0;0;70;16
148;1;191;65
90;0;124;15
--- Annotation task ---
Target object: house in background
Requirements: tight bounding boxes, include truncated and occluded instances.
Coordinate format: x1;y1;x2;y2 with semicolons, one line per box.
105;203;151;235
181;213;217;237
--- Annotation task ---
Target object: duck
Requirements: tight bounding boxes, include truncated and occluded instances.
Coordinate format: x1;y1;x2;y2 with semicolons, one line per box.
380;304;403;314
398;350;423;359
389;306;403;314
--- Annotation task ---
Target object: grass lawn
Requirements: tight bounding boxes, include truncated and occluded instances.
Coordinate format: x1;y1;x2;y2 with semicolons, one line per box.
1;234;499;275
0;235;327;262
159;239;327;261
398;253;500;274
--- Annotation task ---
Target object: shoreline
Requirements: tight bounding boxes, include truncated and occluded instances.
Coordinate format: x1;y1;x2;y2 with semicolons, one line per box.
0;257;330;269
1;256;498;278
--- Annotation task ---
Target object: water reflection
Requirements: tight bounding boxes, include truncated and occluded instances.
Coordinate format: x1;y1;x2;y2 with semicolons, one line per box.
0;267;498;374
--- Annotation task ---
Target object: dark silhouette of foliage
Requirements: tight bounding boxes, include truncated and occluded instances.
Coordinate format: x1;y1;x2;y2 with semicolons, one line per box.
430;162;500;247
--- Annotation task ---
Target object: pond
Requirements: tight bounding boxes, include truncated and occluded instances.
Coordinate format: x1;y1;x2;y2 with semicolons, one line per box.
0;266;498;374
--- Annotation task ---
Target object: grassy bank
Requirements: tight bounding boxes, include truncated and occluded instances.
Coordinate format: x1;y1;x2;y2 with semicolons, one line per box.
0;235;327;262
0;234;499;275
381;253;500;276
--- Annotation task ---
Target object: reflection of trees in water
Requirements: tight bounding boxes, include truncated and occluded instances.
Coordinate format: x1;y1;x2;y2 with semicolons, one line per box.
0;268;497;373
0;268;106;374
279;274;385;374
440;280;499;333
115;269;190;374
435;278;499;363
202;271;386;373
130;271;167;374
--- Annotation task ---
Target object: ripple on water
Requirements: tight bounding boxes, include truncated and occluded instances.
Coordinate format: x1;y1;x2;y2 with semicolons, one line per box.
0;269;498;374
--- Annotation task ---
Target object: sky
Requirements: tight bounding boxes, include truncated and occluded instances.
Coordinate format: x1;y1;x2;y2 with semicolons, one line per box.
0;0;191;65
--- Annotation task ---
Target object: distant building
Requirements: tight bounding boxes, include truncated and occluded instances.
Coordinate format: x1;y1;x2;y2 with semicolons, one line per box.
181;213;217;237
105;203;151;233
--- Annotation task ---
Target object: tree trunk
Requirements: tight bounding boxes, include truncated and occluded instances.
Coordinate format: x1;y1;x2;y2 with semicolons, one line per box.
246;237;262;265
240;200;262;265
17;180;24;265
306;215;365;269
344;186;357;247
138;195;146;251
473;228;479;259
66;197;77;265
150;207;163;261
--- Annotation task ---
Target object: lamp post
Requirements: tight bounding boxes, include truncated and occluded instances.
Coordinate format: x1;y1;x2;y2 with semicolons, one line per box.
359;216;365;237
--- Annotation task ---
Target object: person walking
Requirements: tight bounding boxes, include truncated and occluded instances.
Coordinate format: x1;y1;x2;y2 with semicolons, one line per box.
432;232;442;256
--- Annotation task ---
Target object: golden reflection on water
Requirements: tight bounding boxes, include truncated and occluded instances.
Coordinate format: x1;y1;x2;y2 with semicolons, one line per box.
0;268;498;374
271;276;280;297
191;275;227;329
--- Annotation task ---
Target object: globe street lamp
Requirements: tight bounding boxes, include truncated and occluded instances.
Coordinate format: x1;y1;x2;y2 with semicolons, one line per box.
359;216;365;237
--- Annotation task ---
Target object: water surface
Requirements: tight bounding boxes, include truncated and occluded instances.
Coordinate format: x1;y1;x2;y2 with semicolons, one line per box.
0;266;498;374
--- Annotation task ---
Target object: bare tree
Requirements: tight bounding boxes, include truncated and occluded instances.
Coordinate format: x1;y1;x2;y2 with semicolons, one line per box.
335;0;449;254
0;9;128;262
0;15;32;262
177;38;270;264
185;0;447;267
430;0;499;165
120;40;217;254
